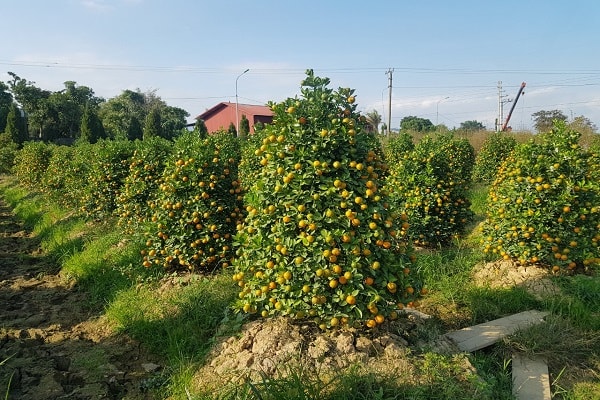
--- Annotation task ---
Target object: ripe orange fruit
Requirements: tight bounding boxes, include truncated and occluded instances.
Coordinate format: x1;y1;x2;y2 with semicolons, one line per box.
346;295;356;305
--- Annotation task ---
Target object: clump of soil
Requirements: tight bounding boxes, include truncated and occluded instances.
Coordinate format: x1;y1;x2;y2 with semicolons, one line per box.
0;195;161;399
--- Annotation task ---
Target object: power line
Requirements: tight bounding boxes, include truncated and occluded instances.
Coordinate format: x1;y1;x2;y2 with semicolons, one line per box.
3;59;600;76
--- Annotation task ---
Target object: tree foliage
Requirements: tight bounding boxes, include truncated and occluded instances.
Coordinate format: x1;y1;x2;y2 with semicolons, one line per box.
532;110;567;133
365;110;382;133
6;73;103;141
480;121;600;271
79;104;106;144
143;108;163;140
194;118;208;139
233;70;422;329
459;120;485;132
0;81;13;133
4;103;28;145
239;114;250;137
0;132;18;173
568;115;597;135
228;122;237;136
400;116;434;133
127;116;143;141
99;89;187;141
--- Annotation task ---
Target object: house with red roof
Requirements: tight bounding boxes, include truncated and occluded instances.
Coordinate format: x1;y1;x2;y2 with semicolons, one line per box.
195;102;273;134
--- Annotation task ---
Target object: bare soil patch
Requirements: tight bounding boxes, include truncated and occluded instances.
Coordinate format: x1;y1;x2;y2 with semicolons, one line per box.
0;197;161;399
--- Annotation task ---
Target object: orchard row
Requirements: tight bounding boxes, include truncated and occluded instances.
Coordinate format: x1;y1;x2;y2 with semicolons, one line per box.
9;72;599;328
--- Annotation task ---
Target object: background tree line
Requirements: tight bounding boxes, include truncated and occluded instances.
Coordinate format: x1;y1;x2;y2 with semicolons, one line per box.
0;72;189;145
361;109;597;136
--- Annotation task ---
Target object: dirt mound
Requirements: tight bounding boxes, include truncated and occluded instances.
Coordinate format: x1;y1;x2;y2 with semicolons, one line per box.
192;311;458;392
472;259;560;299
0;195;161;399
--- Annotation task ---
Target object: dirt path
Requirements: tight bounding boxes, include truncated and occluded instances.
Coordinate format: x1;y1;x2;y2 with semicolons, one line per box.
0;196;161;399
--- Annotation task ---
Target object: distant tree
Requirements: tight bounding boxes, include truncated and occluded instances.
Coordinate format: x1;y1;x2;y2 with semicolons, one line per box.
254;121;265;133
380;122;387;134
195;118;208;138
4;103;27;145
160;105;189;140
79;104;106;144
127;116;143;141
7;74;103;141
99;90;146;139
569;115;597;135
365;110;382;133
0;81;13;133
239;114;250;137
7;72;51;139
436;123;450;132
400;116;434;132
459;120;486;132
143;108;163;139
228;122;237;136
99;89;187;140
49;81;103;139
532;110;567;133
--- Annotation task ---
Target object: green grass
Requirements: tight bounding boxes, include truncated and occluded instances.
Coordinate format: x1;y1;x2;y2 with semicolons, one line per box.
1;178;598;399
197;353;506;400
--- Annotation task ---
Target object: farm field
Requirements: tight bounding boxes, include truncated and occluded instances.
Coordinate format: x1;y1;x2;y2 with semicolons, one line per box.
1;175;598;400
1;73;599;399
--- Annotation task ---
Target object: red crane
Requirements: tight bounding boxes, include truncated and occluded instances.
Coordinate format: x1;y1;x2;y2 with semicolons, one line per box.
501;82;526;131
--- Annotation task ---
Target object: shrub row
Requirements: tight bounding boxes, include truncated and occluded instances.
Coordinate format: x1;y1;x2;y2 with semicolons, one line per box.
480;122;600;271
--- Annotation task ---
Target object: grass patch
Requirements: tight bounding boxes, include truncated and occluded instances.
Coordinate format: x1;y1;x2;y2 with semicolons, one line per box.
106;273;238;362
196;352;505;400
467;183;488;220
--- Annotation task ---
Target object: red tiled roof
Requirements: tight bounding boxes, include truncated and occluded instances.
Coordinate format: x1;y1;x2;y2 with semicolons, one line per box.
196;102;273;121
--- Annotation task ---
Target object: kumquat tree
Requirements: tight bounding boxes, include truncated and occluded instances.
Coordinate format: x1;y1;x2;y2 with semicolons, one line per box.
232;70;423;329
480;122;600;272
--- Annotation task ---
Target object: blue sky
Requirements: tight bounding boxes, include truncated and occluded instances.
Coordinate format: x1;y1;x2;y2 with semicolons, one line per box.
3;0;600;131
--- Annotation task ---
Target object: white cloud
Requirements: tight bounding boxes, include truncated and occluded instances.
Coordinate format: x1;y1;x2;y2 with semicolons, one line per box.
80;0;113;12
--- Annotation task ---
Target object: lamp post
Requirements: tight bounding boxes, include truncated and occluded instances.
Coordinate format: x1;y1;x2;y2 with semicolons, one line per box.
235;68;249;136
436;96;449;126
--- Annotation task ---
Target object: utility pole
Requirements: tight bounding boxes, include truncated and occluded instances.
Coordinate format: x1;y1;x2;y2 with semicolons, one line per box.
496;81;511;132
386;68;393;135
235;69;249;137
497;81;503;132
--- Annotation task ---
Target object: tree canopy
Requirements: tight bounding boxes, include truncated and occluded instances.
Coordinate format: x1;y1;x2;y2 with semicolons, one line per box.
1;73;189;143
459;120;486;132
365;110;382;133
400;116;434;132
568;115;597;135
79;104;106;144
532;110;568;133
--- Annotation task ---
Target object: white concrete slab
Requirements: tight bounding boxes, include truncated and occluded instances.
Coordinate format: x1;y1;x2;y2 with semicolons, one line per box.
444;310;549;352
512;354;552;400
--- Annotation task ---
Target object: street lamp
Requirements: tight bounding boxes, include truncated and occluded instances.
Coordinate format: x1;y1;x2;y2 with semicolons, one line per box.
235;68;250;136
436;96;449;126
